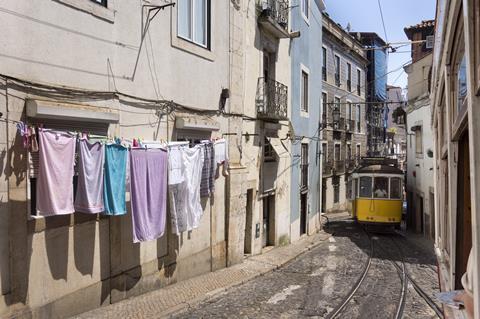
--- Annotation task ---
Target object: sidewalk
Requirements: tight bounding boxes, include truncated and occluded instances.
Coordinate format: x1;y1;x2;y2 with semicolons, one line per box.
73;231;331;319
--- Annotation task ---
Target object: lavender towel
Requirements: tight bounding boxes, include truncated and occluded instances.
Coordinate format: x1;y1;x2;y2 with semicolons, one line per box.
74;139;105;213
130;148;168;243
37;129;76;216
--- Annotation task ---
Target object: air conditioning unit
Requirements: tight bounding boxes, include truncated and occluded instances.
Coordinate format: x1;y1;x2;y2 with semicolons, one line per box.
426;35;434;49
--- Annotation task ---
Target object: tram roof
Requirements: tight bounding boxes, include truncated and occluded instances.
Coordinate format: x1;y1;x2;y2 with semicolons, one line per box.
354;164;404;175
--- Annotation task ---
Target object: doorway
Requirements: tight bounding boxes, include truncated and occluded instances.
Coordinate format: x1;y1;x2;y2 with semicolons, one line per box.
244;189;253;255
455;133;472;289
262;195;275;247
300;193;307;235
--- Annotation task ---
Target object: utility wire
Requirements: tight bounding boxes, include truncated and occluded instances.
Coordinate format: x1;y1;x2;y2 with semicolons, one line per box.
377;0;389;44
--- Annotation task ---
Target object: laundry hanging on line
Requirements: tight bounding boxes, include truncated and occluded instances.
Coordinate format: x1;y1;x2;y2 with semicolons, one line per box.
130;148;168;243
74;138;105;214
36;128;76;216
22;126;228;242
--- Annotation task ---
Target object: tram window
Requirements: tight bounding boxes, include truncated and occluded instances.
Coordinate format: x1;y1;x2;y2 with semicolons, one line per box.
354;179;358;198
390;177;402;199
359;177;372;198
373;177;389;199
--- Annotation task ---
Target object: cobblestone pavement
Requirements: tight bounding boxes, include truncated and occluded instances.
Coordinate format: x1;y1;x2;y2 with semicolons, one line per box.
75;215;442;319
173;218;442;319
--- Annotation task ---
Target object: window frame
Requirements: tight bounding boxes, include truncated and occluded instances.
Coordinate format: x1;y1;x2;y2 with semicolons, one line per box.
356;68;362;96
389;177;402;200
347;62;352;92
373;176;389;199
356;104;361;132
334;54;341;86
301;66;310;113
300;143;309;190
359;176;373;198
322;46;328;81
301;0;310;23
177;0;211;49
415;126;423;156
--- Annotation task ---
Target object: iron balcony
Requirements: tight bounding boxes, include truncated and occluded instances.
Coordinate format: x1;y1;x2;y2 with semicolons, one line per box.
323;160;333;176
256;77;289;121
258;0;290;38
334;160;345;175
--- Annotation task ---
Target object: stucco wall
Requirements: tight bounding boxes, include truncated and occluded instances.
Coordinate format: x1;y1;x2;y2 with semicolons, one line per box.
0;1;232;317
289;0;323;238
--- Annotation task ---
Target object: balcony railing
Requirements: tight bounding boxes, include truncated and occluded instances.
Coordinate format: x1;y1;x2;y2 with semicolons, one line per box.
323;160;333;176
346;158;356;171
258;0;289;38
345;119;355;133
332;117;345;131
334;160;345;174
256;77;288;121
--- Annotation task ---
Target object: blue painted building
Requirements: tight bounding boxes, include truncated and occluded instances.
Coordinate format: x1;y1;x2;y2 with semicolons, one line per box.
290;0;325;239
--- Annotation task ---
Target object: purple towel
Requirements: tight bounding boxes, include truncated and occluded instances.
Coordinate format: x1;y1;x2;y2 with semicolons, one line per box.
37;129;76;216
130;148;168;243
74;139;105;213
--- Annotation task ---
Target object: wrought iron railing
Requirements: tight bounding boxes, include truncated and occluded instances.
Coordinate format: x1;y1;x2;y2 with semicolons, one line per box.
256;77;288;120
334;160;345;174
345;119;355;132
323;160;333;176
259;0;289;32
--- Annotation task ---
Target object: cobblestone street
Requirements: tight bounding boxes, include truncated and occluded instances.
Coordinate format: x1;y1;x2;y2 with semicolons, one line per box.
172;217;442;319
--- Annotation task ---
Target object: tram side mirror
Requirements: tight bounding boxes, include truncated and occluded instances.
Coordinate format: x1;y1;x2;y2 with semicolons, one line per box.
427;149;434;158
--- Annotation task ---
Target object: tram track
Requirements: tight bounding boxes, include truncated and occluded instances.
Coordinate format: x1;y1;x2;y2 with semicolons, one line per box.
327;228;374;319
390;236;444;319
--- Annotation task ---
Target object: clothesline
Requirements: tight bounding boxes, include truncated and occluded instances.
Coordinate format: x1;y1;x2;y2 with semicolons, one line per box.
27;127;229;244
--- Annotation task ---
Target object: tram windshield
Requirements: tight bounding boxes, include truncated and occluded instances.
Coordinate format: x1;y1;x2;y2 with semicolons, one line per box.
359;177;372;198
373;177;389;199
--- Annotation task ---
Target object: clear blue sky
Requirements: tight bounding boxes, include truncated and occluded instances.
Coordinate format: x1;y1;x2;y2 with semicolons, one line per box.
324;0;436;90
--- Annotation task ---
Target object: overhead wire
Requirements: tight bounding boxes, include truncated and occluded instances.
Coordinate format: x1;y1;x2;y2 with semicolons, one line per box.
377;0;389;44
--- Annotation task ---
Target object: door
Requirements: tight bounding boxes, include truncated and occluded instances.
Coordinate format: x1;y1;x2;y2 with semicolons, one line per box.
455;133;472;289
321;179;327;213
300;193;307;235
262;195;275;247
244;189;253;254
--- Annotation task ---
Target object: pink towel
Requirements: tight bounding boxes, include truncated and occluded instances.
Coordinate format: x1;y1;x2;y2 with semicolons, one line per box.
37;129;76;216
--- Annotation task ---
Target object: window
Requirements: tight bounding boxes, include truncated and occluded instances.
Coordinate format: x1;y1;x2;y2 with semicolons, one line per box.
335;55;341;86
178;0;210;48
390;177;402;199
347;144;351;160
301;0;309;20
264;138;276;162
415;126;423;155
356;144;361;159
357;69;361;95
353;179;358;198
359;176;372;198
373;177;389;199
322;47;327;81
91;0;107;6
334;96;341;110
301;144;309;189
456;54;468;114
334;144;341;161
301;70;309;112
347;63;352;91
346;102;352;121
356;104;361;132
322;92;327;123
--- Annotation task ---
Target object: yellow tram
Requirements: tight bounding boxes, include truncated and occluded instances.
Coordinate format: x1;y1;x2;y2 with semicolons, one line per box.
348;158;404;227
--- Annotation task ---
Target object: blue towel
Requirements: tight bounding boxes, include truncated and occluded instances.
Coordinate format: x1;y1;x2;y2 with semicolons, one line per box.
103;144;128;215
